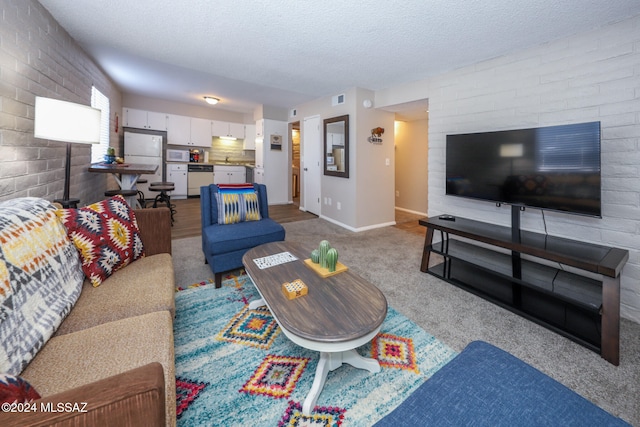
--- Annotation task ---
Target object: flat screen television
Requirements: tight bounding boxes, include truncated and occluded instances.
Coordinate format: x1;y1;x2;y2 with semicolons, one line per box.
446;121;601;217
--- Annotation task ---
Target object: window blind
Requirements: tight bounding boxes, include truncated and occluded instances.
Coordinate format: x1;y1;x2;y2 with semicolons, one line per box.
90;86;110;163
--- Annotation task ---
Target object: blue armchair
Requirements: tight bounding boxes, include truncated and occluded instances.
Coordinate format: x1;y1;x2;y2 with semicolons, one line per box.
200;183;285;287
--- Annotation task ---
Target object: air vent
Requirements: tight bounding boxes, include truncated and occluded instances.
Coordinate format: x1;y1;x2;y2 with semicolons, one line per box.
331;93;345;106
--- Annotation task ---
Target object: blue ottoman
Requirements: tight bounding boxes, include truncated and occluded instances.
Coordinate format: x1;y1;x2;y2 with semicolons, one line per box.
375;341;630;426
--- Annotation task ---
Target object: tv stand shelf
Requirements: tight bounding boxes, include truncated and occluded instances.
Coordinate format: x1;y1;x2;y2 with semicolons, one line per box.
420;216;628;366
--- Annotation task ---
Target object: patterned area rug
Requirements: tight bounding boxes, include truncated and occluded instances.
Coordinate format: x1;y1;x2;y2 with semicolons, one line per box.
174;272;457;426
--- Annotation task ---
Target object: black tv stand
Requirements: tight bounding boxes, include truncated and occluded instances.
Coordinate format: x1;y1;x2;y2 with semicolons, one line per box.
419;213;628;365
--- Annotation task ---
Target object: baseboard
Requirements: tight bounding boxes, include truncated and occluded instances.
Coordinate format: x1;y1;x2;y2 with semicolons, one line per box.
319;215;396;232
395;206;427;216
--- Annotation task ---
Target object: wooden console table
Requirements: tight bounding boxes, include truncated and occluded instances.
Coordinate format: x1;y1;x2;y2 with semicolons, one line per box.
420;215;628;366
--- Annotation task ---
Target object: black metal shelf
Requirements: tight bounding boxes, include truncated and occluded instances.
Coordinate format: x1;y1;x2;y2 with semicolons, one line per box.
420;214;628;365
429;239;602;313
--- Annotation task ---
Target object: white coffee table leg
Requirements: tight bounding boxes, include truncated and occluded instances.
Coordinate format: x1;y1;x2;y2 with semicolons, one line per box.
342;348;381;373
302;350;380;415
248;298;266;310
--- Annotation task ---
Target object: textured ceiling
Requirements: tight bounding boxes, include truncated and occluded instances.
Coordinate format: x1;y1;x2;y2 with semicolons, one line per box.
39;0;640;114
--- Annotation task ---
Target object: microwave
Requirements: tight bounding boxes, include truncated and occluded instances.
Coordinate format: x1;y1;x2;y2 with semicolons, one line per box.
166;149;189;162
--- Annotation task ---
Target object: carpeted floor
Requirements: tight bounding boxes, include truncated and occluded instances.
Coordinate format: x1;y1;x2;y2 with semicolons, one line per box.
173;276;456;426
173;218;640;426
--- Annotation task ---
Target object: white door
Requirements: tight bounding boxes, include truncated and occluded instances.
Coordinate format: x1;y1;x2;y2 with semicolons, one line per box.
303;115;321;215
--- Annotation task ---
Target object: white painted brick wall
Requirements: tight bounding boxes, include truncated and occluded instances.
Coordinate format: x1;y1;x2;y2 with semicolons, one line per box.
427;16;640;323
0;0;121;205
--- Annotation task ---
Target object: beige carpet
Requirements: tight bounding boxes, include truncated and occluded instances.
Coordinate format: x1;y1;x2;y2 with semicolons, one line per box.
173;218;640;425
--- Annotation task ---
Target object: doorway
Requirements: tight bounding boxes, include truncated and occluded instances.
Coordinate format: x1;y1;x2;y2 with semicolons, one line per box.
290;121;301;206
390;99;429;219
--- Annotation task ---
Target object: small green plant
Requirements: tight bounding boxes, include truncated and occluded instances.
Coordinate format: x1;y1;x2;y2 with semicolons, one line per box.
326;248;338;272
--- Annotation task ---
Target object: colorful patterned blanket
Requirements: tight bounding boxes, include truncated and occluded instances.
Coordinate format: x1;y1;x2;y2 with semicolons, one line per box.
0;198;84;375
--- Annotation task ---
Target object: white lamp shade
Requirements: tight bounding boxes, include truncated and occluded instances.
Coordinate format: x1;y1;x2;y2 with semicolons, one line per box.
499;143;524;158
34;96;101;144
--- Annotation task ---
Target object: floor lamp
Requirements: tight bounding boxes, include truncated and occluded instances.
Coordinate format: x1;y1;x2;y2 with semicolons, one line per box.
34;96;101;208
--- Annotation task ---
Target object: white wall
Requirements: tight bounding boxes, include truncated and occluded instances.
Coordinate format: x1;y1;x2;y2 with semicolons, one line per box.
376;15;640;323
261;118;289;205
293;88;396;230
0;0;121;205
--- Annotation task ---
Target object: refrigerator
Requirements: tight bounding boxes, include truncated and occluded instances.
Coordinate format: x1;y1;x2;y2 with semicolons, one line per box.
124;131;164;200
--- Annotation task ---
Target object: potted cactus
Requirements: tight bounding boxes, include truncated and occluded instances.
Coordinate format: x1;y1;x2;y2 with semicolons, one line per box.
326;248;339;272
319;240;331;268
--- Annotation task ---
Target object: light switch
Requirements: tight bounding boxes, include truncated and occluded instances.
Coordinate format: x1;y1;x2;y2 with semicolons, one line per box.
385;158;390;166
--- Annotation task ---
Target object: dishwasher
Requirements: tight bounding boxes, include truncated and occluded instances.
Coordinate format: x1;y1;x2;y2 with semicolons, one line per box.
187;164;214;197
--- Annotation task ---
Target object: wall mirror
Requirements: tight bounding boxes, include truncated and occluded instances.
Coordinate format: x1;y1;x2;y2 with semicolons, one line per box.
324;114;349;178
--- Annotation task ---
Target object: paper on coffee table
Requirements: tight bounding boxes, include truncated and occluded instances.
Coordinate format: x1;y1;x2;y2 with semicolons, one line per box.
252;251;298;269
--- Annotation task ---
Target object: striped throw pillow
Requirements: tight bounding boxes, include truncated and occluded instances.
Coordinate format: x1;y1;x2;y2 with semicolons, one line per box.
215;191;262;224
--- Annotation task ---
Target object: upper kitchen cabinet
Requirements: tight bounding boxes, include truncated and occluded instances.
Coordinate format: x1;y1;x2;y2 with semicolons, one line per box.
167;114;212;147
167;114;190;145
255;119;264;138
190;117;213;147
212;120;245;139
243;124;256;150
123;108;167;131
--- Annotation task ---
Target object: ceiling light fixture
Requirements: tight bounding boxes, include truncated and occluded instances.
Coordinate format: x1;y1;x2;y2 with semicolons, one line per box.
204;96;219;105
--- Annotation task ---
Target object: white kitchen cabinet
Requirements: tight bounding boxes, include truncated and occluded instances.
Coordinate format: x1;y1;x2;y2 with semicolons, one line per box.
254;137;264;168
211;120;228;138
167;114;190;145
214;165;246;184
255;119;264;138
212;120;245;139
229;122;245;139
327;132;344;147
254;167;264;185
167;114;212;147
167;164;188;198
243;124;256;150
123;108;167;131
190;117;213;147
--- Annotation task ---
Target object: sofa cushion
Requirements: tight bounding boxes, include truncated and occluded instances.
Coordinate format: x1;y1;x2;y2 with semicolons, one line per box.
21;310;176;427
0;373;40;404
0;198;83;375
56;195;145;287
374;341;630;426
55;253;175;336
202;218;286;255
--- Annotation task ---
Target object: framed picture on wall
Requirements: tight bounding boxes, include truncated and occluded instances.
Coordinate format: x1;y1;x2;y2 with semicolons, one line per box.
270;134;282;150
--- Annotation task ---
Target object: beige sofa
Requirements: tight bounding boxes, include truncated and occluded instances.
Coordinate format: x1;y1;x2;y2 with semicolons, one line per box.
0;203;176;427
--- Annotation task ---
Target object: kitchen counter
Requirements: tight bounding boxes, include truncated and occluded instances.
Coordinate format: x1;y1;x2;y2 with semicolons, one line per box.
166;161;255;167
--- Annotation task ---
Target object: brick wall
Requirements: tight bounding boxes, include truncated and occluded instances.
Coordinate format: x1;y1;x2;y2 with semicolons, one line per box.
0;0;121;205
427;16;640;322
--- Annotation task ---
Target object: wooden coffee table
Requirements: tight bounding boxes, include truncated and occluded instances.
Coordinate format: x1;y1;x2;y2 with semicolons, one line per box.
242;241;388;415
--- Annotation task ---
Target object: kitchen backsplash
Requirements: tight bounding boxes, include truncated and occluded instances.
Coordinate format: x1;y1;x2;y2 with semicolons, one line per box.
169;137;255;163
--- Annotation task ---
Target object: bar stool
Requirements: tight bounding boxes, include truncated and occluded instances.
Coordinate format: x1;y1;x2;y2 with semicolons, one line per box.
105;189;139;208
149;181;176;224
136;178;148;208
